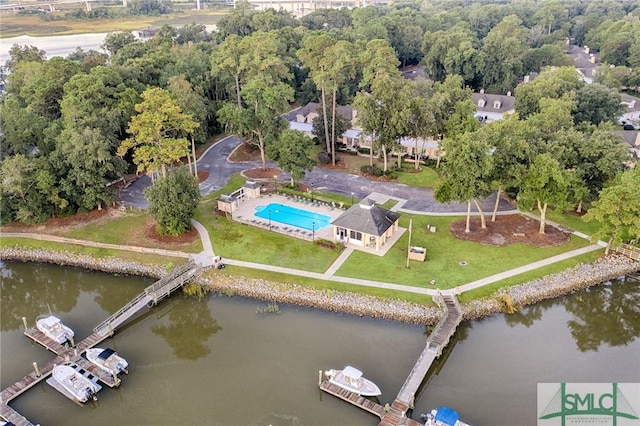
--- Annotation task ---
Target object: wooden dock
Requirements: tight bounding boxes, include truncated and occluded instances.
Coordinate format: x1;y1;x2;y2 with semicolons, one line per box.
1;261;201;425
23;328;68;354
94;261;198;336
319;381;384;418
318;291;463;426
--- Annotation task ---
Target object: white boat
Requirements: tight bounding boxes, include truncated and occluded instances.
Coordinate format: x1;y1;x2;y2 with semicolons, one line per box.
51;365;101;403
36;315;74;344
421;406;470;426
324;366;381;396
86;348;129;376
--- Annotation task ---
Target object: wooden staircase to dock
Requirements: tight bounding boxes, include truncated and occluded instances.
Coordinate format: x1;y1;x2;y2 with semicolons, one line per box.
93;261;198;336
394;293;462;409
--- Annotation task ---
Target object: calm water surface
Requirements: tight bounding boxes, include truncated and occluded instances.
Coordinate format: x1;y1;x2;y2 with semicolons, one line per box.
1;261;639;426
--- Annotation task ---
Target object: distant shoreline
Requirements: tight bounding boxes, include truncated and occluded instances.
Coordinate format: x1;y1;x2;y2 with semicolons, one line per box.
2;247;639;325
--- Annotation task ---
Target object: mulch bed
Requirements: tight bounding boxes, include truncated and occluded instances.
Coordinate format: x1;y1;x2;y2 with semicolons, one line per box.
243;167;282;180
449;214;570;247
144;222;199;245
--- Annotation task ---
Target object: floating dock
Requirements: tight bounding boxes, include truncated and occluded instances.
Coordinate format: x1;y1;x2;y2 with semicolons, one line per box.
0;260;201;426
319;292;463;426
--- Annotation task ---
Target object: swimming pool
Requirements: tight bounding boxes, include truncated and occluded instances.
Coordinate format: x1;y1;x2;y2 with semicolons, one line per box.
255;203;331;231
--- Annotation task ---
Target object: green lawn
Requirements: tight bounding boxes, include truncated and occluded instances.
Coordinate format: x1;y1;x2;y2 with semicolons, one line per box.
396;166;440;187
1;171;608;303
336;215;591;289
545;208;602;237
62;209;202;253
0;237;188;266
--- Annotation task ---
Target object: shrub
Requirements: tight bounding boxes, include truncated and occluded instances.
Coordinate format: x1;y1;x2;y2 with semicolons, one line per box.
315;238;343;251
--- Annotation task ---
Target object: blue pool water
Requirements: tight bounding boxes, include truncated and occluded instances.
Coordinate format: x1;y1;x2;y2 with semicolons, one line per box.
255;203;331;231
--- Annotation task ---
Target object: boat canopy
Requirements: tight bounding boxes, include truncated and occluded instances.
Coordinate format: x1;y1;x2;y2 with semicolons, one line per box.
342;366;363;379
97;348;116;360
435;406;459;426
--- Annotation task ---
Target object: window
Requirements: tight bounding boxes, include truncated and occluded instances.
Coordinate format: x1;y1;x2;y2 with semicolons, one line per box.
493;100;502;109
349;230;362;240
477;99;486;107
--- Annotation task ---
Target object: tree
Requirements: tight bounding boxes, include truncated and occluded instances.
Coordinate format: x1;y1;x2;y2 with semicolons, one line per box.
5;44;46;73
1;154;66;224
583;168;640;254
167;76;209;145
322;40;358;164
353;74;410;173
53;127;127;211
0;95;47;156
515;66;583;119
435;133;493;232
102;31;137;56
268;130;315;186
311;105;350;153
421;22;478;84
478;116;530;221
143;166;200;236
298;34;339;156
217;75;294;170
118;87;199;178
533;0;568;35
476;15;528;92
572;83;624;126
517;153;573;234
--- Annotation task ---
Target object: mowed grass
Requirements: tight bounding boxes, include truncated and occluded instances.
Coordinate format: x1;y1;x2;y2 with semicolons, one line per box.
61;209;203;253
194;190;342;273
0;237;189;266
396;166;440;188
544;208;602;237
335;214;592;290
214;267;434;305
1;170;604;302
457;250;604;302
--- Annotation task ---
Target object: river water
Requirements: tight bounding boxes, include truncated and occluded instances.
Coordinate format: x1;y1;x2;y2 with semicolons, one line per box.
1;261;639;426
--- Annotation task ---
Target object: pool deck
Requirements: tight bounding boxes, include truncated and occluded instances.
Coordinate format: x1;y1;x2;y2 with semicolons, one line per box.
229;194;406;257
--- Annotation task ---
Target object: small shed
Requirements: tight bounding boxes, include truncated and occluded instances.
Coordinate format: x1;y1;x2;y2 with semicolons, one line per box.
408;246;427;262
217;193;239;214
217;181;263;214
331;199;400;251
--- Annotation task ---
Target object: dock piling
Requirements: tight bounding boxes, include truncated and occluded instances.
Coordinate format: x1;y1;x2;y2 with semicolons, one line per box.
318;370;322;386
32;362;41;377
22;317;28;331
69;336;75;348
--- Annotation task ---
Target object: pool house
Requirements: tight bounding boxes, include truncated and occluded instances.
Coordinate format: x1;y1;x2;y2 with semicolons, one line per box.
331;199;400;252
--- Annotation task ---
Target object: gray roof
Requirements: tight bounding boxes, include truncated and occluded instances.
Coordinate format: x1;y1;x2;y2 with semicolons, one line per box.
244;181;261;189
621;94;640;113
472;93;516;114
285;102;354;123
331;198;400;236
567;45;599;69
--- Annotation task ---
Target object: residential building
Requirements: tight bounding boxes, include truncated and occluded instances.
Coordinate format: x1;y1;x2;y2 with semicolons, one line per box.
567;44;600;84
471;90;516;123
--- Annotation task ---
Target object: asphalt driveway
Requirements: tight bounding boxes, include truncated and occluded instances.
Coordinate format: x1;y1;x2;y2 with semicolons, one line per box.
118;135;516;215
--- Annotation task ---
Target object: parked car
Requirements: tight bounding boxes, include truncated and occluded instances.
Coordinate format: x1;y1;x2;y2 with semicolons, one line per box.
623;124;637;130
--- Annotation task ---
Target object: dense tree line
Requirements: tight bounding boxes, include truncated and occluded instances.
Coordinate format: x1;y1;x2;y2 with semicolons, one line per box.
1;0;639;244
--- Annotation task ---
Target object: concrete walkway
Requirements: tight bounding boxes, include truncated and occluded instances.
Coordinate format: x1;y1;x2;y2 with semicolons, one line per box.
188;213;606;295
